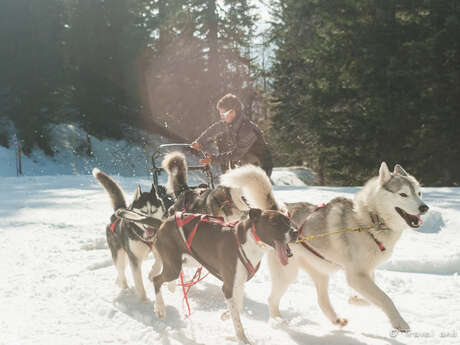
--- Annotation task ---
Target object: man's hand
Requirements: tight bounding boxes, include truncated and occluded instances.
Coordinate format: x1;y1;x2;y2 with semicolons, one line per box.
191;142;202;151
200;157;212;165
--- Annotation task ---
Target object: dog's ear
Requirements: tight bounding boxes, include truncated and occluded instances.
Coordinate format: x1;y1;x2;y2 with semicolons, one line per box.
133;185;142;200
379;162;391;185
249;208;262;221
393;164;408;177
157;185;167;197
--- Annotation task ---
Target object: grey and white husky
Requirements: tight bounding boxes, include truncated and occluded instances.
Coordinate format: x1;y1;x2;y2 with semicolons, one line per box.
267;162;429;332
93;168;164;300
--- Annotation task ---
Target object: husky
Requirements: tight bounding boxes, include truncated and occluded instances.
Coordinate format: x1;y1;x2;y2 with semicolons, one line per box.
116;206;297;344
93;168;165;300
267;162;429;332
163;152;271;221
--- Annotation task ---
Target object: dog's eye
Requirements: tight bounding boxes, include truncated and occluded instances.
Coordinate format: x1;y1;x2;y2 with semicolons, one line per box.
399;193;408;198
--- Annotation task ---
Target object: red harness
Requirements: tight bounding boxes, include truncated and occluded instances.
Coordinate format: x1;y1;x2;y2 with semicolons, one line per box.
174;212;261;318
110;218;120;232
180;267;209;318
297;205;332;262
175;212;261;279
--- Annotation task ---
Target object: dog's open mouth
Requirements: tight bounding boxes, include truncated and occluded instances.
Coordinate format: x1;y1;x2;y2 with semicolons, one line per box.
142;225;157;239
395;207;423;228
274;241;291;266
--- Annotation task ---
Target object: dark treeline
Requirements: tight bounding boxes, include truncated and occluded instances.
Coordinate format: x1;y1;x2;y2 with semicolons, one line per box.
270;0;460;186
1;1;459;186
0;0;261;155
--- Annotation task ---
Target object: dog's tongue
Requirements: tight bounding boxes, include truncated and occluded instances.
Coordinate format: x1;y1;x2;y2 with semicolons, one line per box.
144;227;156;238
409;214;423;227
274;240;289;266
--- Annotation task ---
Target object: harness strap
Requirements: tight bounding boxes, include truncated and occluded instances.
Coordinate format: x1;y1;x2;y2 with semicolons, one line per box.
176;213;198;228
175;212;237;254
110;218;120;232
250;223;262;243
297;203;386;258
180;267;209;318
300;241;330;262
368;232;386;251
175;211;260;280
297;220;332;262
233;222;261;280
185;214;207;251
369;213;386;252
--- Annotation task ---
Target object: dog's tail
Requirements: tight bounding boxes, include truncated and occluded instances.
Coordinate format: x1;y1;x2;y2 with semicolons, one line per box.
220;165;279;210
92;168;127;211
162;151;188;197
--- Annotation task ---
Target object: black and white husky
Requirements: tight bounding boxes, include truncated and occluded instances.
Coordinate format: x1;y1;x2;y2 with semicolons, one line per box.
93;168;164;300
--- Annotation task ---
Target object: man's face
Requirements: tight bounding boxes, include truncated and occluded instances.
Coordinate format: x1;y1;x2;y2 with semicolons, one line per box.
219;108;236;123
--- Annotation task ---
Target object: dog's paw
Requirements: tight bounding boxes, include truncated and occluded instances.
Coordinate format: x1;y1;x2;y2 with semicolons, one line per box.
268;307;283;320
348;295;370;306
392;319;410;333
269;317;288;328
155;302;166;319
136;291;150;302
221;310;231;321
334;318;348;328
167;281;176;293
139;294;151;303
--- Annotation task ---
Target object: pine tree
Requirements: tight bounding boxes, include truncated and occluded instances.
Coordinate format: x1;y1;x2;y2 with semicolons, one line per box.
0;0;66;154
270;0;460;185
142;0;259;141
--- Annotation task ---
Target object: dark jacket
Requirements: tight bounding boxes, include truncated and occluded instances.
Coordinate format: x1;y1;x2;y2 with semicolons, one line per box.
195;115;273;177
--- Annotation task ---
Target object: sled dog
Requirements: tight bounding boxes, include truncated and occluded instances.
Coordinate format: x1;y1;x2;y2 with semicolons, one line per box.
268;162;429;332
93;168;164;300
163;152;273;221
117;207;297;344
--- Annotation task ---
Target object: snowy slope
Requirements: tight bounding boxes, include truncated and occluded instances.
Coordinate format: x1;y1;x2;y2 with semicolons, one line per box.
0;125;317;186
1;175;459;345
0;124;166;177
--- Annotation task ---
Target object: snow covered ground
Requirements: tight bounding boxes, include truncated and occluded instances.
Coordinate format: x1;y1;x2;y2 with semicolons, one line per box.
1;172;459;345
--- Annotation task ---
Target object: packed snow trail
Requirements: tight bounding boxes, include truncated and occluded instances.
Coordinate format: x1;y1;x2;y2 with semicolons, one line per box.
1;176;459;345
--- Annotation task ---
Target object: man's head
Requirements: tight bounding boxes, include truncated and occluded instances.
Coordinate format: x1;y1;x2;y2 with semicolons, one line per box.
216;93;243;123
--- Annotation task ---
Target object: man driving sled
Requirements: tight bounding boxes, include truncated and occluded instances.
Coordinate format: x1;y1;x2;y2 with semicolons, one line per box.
191;93;273;177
